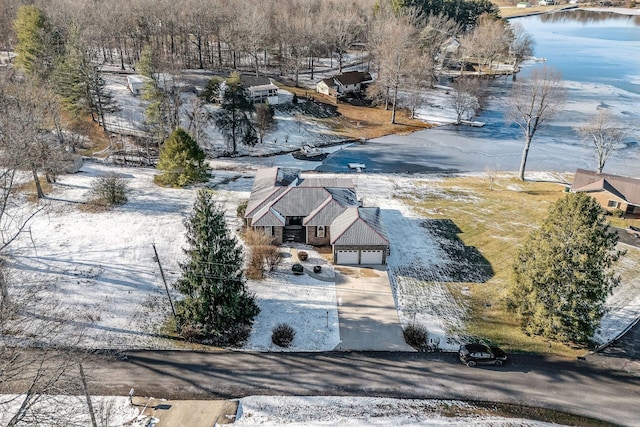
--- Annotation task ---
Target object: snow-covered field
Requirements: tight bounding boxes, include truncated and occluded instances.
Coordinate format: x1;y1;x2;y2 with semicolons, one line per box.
234;396;565;427
103;73;344;159
0;395;570;427
5;162;638;353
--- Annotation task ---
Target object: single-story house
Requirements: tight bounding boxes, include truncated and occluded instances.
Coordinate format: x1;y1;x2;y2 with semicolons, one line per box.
316;71;373;98
245;167;390;265
571;169;640;216
238;75;279;104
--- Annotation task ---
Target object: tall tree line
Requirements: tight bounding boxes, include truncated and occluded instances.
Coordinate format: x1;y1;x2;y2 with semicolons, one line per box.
3;0;514;79
3;0;372;75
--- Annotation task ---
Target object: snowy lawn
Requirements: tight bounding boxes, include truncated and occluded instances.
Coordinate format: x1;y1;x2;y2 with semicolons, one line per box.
5;164;638;352
103;74;344;158
5;162;343;351
244;245;340;352
0;394;575;427
353;174;468;350
234;396;569;427
0;395;140;427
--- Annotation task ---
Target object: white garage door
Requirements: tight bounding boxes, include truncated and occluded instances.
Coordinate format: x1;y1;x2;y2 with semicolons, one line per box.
360;250;383;264
336;250;359;264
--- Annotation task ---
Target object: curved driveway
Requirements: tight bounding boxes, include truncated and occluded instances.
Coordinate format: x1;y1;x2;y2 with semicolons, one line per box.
86;351;640;426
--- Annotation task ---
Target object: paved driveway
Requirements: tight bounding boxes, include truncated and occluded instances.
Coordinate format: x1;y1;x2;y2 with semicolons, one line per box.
333;266;414;351
615;226;640;247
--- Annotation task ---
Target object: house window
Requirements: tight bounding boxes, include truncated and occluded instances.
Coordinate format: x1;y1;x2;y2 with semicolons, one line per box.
317;226;325;238
264;226;273;236
607;200;620;208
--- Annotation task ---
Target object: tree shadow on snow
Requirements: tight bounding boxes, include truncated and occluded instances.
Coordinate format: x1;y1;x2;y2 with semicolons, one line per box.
421;219;493;283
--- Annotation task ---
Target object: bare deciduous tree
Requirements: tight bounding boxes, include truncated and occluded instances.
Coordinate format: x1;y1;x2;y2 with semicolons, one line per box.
369;5;421;124
0;73;70;198
451;76;482;125
461;14;511;75
0;279;90;426
509;22;534;81
326;2;365;72
506;66;566;181
419;14;461;81
576;110;631;174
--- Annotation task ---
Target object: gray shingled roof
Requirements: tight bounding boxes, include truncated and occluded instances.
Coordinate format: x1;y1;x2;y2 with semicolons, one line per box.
246;168;299;218
320;77;335;88
325;187;359;206
330;207;389;246
246;168;388;247
299;176;355;190
271;187;329;217
276;168;300;186
334;71;372;86
571;169;640;205
304;197;345;226
251;206;285;226
238;74;276;89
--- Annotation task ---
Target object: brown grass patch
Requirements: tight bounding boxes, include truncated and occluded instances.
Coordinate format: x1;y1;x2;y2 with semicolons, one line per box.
279;84;433;140
399;173;638;357
498;3;569;18
14;180;54;203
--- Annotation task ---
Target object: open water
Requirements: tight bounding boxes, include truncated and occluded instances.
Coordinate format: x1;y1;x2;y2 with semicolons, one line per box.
319;9;640;177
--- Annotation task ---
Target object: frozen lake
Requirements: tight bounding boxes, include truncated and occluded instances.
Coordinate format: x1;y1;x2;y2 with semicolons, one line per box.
319;9;640;177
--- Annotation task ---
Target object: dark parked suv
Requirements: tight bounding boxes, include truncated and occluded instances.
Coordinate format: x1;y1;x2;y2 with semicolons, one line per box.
459;343;507;367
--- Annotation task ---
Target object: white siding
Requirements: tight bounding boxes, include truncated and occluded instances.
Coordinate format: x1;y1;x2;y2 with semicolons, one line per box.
360;250;383;264
336;250;359;265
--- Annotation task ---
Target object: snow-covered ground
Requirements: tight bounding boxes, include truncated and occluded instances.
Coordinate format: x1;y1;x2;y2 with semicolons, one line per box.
5;163;638;352
244;244;340;352
234;396;565;427
0;395;139;427
104;73;345;158
0;394;573;427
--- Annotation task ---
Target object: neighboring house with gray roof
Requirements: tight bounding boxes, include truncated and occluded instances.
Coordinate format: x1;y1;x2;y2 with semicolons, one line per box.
238;74;279;104
245;167;390;265
316;71;373;98
217;74;279;104
571;169;640;218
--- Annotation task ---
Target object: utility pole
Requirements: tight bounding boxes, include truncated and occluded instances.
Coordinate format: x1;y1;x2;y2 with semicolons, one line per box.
152;243;177;322
79;363;98;427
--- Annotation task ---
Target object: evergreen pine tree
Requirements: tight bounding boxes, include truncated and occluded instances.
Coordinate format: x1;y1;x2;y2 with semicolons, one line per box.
509;192;622;345
155;128;209;187
54;30;117;130
13;5;64;79
175;189;260;345
137;46;169;142
215;73;257;154
14;6;50;77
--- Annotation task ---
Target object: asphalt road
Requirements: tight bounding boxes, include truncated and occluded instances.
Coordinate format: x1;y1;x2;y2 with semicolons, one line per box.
83;351;640;426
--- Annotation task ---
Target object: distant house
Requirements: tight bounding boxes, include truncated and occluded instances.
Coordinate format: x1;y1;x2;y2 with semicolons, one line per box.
570;169;640;217
127;75;151;96
316;71;373;98
238;75;279;104
245;167;390;265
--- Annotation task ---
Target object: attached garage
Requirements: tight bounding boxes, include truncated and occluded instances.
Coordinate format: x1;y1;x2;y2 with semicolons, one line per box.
360;250;384;265
331;207;390;266
336;250;359;265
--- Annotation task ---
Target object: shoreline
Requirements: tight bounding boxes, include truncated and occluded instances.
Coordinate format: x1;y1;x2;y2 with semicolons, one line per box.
503;5;640;19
